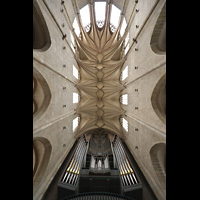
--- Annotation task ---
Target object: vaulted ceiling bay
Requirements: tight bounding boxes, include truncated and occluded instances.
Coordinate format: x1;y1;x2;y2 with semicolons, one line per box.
71;0;133;137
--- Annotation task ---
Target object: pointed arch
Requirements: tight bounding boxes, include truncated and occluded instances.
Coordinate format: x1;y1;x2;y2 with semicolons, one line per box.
151;73;166;124
33;0;51;51
33;137;52;187
150;142;166;188
33;67;52;120
150;2;166;54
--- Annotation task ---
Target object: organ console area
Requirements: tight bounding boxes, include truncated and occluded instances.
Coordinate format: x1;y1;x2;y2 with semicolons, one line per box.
58;130;142;200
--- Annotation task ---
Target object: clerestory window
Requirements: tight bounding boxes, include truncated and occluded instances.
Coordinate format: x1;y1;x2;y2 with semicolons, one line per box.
70;31;75;53
73;117;79;132
73;17;80;37
73;65;79;79
121;94;128;105
110;4;121;32
120;18;127;37
95;2;106;28
124;33;130;55
121;66;128;81
121;118;128;132
73;92;79;103
80;4;90;31
76;2;128;36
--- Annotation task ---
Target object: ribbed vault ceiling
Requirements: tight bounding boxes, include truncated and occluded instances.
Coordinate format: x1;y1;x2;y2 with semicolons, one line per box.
72;0;130;137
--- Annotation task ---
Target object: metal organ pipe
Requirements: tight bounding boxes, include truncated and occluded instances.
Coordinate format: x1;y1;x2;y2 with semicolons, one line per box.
61;135;87;186
113;140;127;186
72;138;86;185
117;138;138;184
70;137;85;185
114;139;130;186
62;138;82;183
112;135;139;187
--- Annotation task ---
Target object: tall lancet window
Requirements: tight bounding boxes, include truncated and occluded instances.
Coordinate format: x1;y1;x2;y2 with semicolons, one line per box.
121;94;128;105
121;66;128;81
73;17;80;37
73;65;79;79
124;33;130;55
73;92;79;103
121;118;128;132
80;4;91;32
70;31;75;53
120;18;127;37
73;117;79;132
95;2;106;28
110;4;121;32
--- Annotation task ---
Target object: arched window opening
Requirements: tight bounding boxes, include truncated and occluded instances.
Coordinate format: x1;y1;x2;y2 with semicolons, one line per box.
73;65;79;79
73;17;80;37
121;94;128;105
73;117;80;132
121;66;128;81
120;18;127;37
110;4;121;33
95;2;106;28
124;33;130;55
33;1;51;51
150;3;166;54
121;118;128;132
70;31;74;45
73;92;79;103
70;31;76;53
80;4;91;32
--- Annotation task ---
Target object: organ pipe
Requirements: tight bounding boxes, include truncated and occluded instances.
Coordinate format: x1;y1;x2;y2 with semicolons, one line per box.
112;135;139;187
61;135;87;186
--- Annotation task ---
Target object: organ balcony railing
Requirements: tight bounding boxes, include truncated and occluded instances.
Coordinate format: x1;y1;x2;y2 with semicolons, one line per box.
60;192;135;200
58;133;142;200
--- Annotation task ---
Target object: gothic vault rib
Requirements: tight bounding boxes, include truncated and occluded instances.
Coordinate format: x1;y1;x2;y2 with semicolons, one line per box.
73;1;128;137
